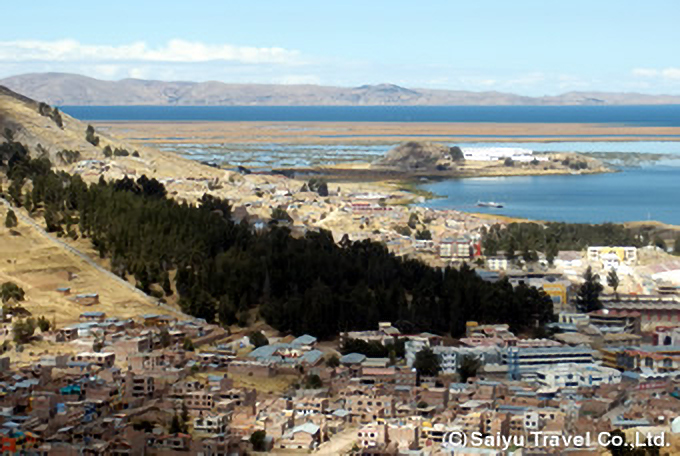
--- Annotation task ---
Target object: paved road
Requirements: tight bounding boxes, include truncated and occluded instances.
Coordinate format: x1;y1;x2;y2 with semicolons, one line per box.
0;196;192;321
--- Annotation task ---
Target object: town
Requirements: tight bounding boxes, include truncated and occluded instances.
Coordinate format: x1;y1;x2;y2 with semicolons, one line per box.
2;168;680;454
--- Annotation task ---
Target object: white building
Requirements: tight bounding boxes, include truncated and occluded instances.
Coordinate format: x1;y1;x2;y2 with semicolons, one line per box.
462;147;547;163
193;413;231;434
535;364;622;389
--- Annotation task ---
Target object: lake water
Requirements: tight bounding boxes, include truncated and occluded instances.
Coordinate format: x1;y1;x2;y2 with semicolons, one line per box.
61;105;680;125
419;165;680;224
60;106;680;225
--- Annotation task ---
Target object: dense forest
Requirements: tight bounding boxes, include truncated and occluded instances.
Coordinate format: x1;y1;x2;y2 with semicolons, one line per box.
0;137;554;339
481;221;646;263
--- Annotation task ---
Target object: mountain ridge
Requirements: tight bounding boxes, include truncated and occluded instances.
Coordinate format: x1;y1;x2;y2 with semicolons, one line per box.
3;72;680;106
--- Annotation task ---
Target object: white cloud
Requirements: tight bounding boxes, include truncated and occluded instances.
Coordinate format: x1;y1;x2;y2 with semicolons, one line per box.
632;67;680;81
0;39;301;65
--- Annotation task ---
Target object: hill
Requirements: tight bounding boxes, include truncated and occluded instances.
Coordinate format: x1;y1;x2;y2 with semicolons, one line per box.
4;72;680;106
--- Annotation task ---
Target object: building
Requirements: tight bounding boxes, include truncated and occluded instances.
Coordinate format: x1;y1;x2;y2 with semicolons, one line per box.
503;346;594;380
587;246;637;266
193;413;230;435
277;423;321;450
535;364;622;388
72;352;115;368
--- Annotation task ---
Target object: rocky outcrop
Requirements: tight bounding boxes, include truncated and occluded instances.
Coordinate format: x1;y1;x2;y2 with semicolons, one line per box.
372;141;459;171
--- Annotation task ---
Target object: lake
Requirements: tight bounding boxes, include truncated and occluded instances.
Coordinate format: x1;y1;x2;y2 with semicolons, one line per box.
61;105;680;125
418;165;680;225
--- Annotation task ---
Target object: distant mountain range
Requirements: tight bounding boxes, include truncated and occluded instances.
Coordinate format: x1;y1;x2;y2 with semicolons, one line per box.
3;72;680;106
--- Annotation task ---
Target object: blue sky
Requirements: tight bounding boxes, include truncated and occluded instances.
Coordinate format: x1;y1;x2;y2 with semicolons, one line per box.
1;1;679;95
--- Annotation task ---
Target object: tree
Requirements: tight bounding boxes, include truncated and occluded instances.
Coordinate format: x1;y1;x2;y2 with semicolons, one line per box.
576;266;604;313
415;229;432;241
504;157;514;167
326;355;340;368
271;206;292;223
607;268;620;297
414;347;440;377
458;354;481;382
249;331;269;348
37;316;51;332
449;146;465;161
304;374;323;389
85;125;100;146
250;430;267;452
169;415;183;434
182;337;195;351
4;210;17;228
1;282;25;303
13;318;36;344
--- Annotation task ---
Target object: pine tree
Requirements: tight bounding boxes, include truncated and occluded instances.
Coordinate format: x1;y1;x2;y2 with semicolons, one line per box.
576;266;604;313
607;268;620;298
4;209;17;228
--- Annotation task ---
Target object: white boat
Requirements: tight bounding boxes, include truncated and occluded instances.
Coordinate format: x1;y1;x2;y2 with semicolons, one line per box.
476;201;504;208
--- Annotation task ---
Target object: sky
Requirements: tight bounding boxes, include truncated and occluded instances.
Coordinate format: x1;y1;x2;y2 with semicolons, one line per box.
1;1;680;95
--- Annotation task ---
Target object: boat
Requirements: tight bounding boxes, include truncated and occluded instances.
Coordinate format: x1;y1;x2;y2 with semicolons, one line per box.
477;201;504;208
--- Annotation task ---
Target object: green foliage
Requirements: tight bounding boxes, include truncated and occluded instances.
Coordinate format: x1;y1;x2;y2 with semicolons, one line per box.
85;125;100;146
449;146;464;161
103;146;113;158
56;150;81;165
606;429;660;456
271;205;292;222
607;268;620;295
5;209;17;228
326;354;340;368
458;354;481;382
407;213;419;229
13;317;36;344
1;282;25;303
482;222;641;256
250;430;267;452
415;229;432;241
249;331;269;348
576;267;603;313
304;374;322;389
37;316;51;332
414;347;440;377
182;337;195;351
395;225;411;237
38;102;63;128
1;145;555;340
308;178;329;196
504;157;514;167
341;338;389;358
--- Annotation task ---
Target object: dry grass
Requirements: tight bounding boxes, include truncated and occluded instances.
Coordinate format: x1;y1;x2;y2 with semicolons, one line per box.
0;203;163;327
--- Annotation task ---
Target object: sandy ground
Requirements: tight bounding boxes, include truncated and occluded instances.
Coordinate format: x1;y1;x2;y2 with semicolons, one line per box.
95;121;680;145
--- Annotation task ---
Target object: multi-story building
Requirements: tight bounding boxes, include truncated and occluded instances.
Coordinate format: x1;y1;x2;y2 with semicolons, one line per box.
535;364;622;388
503;346;594;380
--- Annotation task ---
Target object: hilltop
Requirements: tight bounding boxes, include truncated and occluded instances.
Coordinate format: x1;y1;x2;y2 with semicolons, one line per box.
4;72;680;106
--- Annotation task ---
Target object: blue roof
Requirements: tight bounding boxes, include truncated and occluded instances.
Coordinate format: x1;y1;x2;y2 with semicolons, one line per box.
301;350;323;365
81;311;105;317
340;353;366;364
292;334;317;346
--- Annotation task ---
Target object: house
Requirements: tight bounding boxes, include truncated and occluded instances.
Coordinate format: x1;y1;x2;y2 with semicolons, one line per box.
486;255;509;271
277;422;321;450
79;311;106;323
292;334;318;350
193;413;230;435
72;352;115;369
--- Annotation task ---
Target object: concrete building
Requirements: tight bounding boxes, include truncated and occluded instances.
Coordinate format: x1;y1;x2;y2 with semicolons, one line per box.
535;364;622;388
503;346;594;380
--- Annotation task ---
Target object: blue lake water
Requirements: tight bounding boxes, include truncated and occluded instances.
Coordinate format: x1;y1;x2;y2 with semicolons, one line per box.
60;105;680;225
418;166;680;224
61;105;680;126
